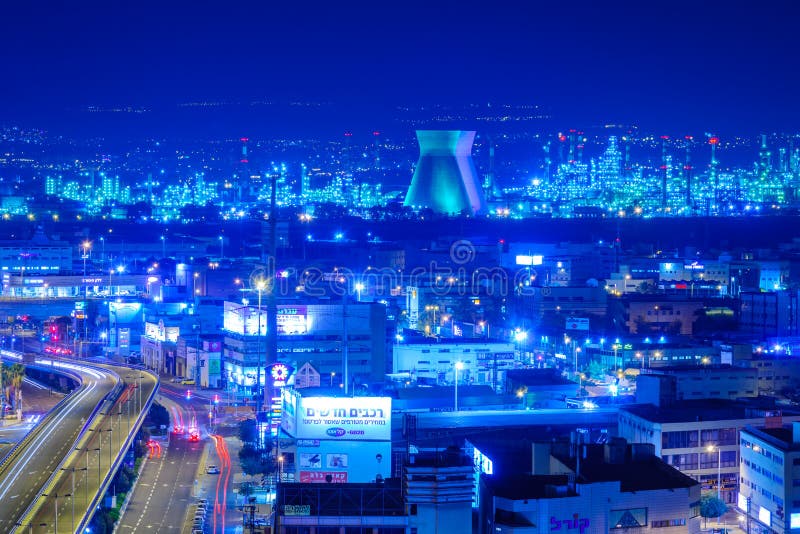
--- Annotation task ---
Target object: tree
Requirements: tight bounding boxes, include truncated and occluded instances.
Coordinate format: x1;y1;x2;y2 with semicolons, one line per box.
239;444;274;477
1;363;25;419
238;418;258;446
585;360;606;380
700;493;728;527
146;402;170;432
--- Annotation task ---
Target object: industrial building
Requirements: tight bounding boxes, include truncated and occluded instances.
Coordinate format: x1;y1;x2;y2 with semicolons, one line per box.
403;130;487;216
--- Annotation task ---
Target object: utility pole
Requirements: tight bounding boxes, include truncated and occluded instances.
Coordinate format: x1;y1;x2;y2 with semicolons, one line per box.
266;170;278;414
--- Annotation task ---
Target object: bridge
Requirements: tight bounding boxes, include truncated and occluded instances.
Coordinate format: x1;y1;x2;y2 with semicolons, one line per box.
0;351;158;533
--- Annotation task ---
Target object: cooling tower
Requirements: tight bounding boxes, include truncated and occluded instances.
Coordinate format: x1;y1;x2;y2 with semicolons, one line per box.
403;130;487;215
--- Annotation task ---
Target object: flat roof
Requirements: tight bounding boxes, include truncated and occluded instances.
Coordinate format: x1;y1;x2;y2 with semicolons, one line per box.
743;425;800;452
621;398;800;424
554;445;699;492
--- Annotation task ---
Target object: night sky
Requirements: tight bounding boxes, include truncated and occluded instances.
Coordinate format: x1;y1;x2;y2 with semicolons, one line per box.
2;1;799;134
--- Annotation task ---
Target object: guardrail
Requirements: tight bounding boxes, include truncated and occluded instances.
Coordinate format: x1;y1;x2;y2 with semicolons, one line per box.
75;367;159;534
0;356;87;475
10;358;123;533
1;353;159;534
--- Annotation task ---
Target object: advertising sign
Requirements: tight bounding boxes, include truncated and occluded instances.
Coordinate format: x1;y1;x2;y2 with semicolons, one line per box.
223;301;266;336
326;453;348;468
277;305;307;335
299;453;323;468
291;395;391;441
565;317;590;331
299;471;347;483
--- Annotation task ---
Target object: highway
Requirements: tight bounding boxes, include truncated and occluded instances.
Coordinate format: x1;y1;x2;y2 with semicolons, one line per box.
0;355;158;534
116;391;204;533
117;385;238;534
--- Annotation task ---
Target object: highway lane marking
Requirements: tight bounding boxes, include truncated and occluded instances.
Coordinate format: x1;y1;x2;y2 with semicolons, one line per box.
0;378;99;500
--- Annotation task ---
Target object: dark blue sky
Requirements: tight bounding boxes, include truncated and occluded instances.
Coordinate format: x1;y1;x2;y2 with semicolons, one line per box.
2;1;798;134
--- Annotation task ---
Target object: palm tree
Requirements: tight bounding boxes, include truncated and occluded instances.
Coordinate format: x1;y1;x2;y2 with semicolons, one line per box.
8;364;24;418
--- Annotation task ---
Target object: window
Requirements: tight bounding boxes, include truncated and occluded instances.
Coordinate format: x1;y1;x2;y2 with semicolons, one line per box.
663;430;699;449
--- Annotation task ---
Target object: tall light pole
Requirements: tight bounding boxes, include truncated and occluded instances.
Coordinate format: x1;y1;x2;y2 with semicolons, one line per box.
454;361;464;411
82;240;91;348
160;235;165;258
354;282;365;303
255;278;266;413
219;236;224;260
707;444;722;501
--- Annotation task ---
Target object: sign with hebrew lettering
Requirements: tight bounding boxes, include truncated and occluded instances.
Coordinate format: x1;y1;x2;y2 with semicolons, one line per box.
294;396;391;441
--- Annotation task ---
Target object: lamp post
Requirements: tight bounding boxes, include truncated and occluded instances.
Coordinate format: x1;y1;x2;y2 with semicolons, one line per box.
255;278;267;408
354;282;365;302
81;240;91;345
219;235;224;260
707;444;722;501
160;235;165;258
42;492;70;534
454;361;464;411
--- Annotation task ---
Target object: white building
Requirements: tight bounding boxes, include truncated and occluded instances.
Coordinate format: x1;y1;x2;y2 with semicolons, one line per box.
393;339;516;390
619;400;800;504
739;423;800;533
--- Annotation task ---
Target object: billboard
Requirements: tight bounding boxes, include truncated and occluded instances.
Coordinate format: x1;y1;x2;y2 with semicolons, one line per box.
223;301;266;336
565;317;590;331
277;305;307;335
299;471;347;483
284;393;391;441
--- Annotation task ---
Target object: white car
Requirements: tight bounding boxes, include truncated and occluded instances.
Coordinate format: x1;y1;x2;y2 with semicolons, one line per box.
206;465;220;474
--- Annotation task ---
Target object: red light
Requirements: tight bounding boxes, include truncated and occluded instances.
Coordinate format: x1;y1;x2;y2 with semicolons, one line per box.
558;134;566;142
240;159;249;164
372;131;380;136
344;131;353;137
685;135;693;141
660;135;669;140
240;137;249;143
709;137;719;145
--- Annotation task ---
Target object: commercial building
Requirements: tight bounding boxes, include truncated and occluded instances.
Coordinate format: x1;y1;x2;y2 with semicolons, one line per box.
477;437;701;533
223;301;387;395
739;422;800;533
636;365;758;404
619;399;800;504
392;338;516;391
740;290;800;339
405;449;474;534
273;480;406;534
280;391;392;485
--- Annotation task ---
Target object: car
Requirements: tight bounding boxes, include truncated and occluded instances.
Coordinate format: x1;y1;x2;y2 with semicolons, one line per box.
171;377;183;383
206;465;220;474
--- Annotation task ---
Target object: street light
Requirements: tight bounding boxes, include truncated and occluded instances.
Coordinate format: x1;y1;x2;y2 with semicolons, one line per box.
219;235;224;260
707;444;722;502
454;361;464;411
42;492;70;534
354;282;365;302
160;235;166;258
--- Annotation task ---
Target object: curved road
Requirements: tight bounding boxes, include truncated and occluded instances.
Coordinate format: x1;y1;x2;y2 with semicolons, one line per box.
0;359;118;532
0;356;158;534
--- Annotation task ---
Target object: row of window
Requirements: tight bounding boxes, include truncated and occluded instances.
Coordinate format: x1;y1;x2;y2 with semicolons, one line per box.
740;477;785;508
742;438;783;465
742;458;784;485
662;428;737;449
652;518;686;528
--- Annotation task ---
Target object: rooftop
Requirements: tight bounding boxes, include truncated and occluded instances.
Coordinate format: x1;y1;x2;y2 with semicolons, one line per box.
553;445;699;492
621;398;800;424
743;424;800;452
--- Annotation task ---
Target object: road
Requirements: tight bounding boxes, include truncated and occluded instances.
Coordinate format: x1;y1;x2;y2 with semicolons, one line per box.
118;384;239;534
0;360;118;533
116;390;204;533
8;362;158;533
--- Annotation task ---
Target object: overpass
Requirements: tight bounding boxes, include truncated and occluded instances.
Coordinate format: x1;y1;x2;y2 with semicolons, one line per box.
0;351;158;533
